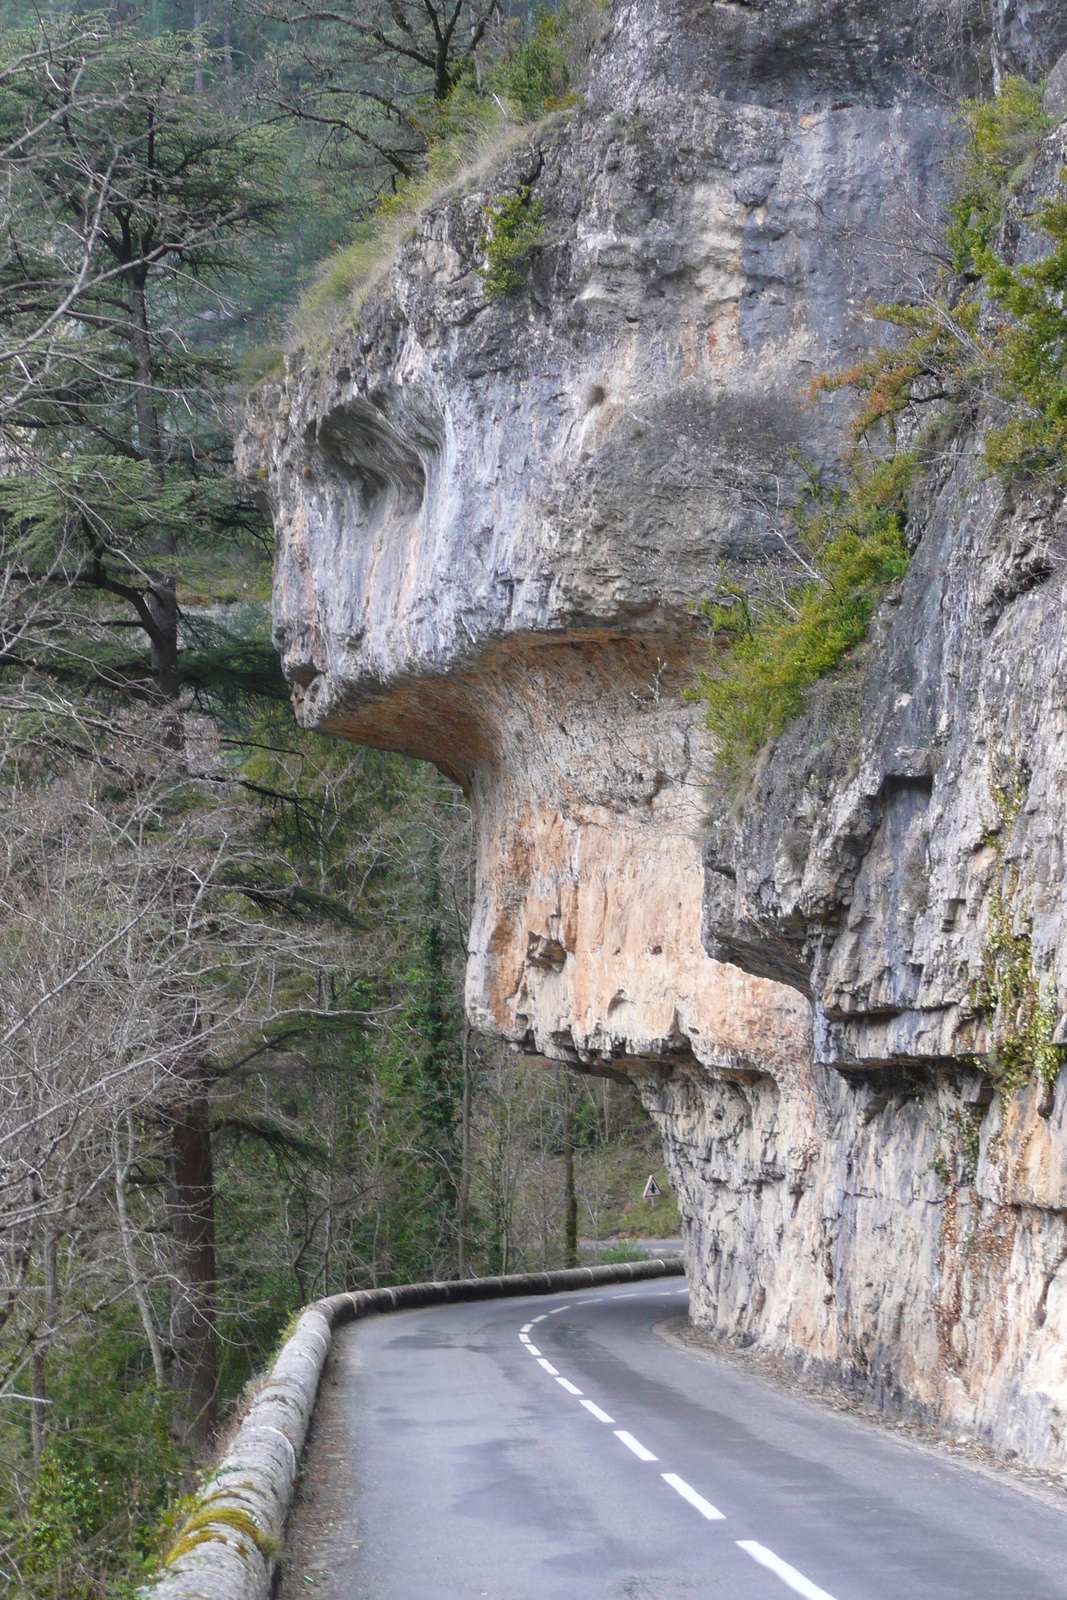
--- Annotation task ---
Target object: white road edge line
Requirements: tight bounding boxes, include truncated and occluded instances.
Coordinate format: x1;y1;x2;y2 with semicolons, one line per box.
615;1430;658;1462
661;1473;724;1521
580;1399;615;1424
736;1541;838;1600
556;1377;583;1395
525;1344;541;1356
538;1357;560;1375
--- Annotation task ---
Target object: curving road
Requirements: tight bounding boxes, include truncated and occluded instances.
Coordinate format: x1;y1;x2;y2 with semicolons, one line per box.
286;1280;1067;1600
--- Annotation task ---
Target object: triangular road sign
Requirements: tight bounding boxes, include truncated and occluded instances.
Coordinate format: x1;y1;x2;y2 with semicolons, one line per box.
642;1175;662;1200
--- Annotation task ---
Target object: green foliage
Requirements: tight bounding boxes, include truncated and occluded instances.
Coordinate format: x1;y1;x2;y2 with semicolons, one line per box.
478;184;546;296
969;760;1064;1097
0;13;284;719
690;453;914;778
979;192;1067;479
491;9;574;116
945;77;1052;274
4;1313;182;1597
959;1104;983;1185
598;1241;647;1264
825;78;1067;488
970;864;1062;1095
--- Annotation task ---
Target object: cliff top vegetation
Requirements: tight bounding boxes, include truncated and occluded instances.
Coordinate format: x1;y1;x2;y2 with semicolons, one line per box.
291;2;602;344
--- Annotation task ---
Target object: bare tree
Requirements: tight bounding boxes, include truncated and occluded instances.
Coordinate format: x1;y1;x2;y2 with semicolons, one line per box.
255;0;507;195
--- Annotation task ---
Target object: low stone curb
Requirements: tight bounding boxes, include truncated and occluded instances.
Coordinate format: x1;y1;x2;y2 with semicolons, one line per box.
147;1256;685;1600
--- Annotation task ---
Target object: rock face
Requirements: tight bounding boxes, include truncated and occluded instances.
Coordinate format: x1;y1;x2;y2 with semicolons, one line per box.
241;0;1067;1470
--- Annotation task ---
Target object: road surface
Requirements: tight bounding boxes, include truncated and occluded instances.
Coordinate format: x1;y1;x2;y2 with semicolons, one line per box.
285;1280;1067;1600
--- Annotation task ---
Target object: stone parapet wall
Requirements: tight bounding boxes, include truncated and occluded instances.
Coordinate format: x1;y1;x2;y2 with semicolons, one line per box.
147;1259;684;1600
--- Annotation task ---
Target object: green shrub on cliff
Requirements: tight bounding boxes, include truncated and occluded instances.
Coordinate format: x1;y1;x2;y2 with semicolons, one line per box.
979;194;1067;479
478;184;547;296
690;454;913;777
823;78;1066;487
945;77;1052;274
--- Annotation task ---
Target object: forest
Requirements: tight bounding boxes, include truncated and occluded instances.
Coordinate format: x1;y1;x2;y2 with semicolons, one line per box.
0;3;676;1593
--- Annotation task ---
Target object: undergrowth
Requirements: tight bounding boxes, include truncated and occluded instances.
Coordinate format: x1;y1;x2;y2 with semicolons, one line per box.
1;1311;184;1598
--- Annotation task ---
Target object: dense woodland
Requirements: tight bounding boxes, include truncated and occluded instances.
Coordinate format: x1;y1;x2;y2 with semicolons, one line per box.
0;3;676;1594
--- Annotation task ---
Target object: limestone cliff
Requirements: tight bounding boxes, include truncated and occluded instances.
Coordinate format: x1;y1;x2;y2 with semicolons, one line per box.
241;0;1067;1471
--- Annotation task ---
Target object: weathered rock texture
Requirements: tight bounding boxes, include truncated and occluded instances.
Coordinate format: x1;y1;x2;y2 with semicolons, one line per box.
241;0;1067;1471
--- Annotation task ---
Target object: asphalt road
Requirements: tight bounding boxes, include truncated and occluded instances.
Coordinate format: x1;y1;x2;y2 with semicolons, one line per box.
287;1280;1067;1600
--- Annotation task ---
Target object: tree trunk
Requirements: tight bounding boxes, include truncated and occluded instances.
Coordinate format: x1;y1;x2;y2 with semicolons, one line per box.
434;38;451;101
166;1094;218;1453
457;1020;472;1277
126;267;183;711
115;1115;167;1390
30;1229;57;1469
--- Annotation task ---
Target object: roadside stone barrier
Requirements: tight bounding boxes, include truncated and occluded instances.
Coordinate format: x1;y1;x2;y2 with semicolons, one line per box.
147;1255;686;1600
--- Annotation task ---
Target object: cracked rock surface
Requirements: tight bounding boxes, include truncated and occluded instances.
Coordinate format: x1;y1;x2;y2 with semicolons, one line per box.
241;0;1067;1471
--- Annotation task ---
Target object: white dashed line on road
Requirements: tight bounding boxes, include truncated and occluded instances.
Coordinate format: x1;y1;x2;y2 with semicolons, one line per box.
615;1430;658;1462
737;1542;838;1600
515;1290;840;1600
661;1473;724;1520
580;1400;615;1424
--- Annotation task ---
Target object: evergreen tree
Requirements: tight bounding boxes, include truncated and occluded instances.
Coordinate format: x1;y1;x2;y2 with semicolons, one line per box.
0;9;285;1450
0;11;285;716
